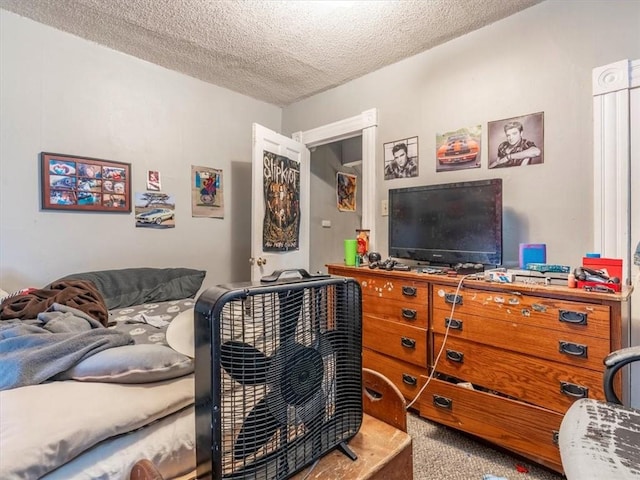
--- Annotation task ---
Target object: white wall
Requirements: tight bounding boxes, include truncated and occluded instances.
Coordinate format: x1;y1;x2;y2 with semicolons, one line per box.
0;10;282;291
3;1;640;291
309;141;362;274
282;0;640;269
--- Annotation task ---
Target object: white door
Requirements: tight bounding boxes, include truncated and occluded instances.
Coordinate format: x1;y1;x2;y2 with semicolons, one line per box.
251;123;310;282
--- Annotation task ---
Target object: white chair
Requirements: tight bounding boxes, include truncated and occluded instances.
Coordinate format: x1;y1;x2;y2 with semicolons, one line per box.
558;345;640;479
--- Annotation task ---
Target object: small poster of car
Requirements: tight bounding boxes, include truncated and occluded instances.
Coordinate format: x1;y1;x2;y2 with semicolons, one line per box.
435;125;482;172
134;192;176;229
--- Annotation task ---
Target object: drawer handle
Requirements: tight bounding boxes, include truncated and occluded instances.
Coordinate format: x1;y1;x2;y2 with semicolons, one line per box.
433;395;453;410
559;310;587;325
446;349;464;363
559;341;588;358
560;381;588;398
402;286;417;297
402;308;417;320
401;337;416;349
445;293;462;305
445;317;463;330
552;430;559;445
402;374;417;386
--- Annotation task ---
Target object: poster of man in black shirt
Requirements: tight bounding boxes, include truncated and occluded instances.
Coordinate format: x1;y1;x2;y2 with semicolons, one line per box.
384;136;419;180
488;112;544;169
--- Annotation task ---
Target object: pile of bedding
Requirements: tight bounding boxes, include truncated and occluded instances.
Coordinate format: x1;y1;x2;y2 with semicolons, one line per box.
0;267;206;480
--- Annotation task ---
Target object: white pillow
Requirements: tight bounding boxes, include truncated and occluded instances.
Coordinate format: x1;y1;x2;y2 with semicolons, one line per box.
57;344;193;383
166;308;195;358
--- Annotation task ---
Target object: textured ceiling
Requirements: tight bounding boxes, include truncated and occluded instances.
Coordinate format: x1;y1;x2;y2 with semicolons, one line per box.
0;0;543;106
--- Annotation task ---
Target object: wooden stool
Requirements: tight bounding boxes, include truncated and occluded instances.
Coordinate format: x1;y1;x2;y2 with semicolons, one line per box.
292;368;412;479
362;367;407;432
130;369;413;480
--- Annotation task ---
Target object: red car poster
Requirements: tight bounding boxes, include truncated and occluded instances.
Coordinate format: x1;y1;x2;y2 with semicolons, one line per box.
262;151;300;251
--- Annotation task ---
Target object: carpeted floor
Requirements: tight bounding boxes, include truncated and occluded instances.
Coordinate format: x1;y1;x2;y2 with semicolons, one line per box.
407;413;566;480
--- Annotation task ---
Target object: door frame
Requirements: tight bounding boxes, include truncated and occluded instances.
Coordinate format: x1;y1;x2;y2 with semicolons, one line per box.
292;108;378;249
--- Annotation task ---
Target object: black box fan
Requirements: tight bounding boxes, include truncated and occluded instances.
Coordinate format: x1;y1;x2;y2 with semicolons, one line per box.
194;270;363;480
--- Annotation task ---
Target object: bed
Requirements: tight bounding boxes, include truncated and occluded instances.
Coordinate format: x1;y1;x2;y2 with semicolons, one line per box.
0;267;205;480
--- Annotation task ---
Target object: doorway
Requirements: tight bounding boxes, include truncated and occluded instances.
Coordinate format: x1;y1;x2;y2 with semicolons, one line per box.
309;137;363;273
292;108;378;273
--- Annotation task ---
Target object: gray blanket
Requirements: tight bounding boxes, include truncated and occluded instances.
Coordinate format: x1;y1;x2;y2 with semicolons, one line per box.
0;303;133;390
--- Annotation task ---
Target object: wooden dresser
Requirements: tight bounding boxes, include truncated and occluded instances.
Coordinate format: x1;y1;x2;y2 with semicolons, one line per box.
327;264;631;473
329;266;430;403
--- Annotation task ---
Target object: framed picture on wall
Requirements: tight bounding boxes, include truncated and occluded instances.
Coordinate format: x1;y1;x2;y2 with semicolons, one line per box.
435;125;482;172
336;172;357;212
488;112;544;169
40;152;131;212
383;136;419;180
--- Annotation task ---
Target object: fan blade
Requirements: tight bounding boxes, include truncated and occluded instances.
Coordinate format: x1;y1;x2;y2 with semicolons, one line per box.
265;342;328;427
234;395;280;460
297;388;326;425
220;341;270;385
316;333;335;358
278;289;303;343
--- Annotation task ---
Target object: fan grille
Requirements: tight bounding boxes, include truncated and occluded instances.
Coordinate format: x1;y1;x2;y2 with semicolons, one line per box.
195;277;362;480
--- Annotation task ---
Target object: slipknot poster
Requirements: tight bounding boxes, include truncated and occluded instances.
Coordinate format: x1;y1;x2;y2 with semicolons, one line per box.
262;151;300;251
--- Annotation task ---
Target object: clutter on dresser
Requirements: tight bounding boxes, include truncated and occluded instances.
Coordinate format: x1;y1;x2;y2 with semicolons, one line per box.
491;264;570;286
368;258;410;271
356;229;370;265
344;238;358;266
575;257;622;292
518;243;547;268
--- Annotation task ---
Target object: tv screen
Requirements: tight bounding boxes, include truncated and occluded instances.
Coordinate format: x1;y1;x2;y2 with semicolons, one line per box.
389;179;502;266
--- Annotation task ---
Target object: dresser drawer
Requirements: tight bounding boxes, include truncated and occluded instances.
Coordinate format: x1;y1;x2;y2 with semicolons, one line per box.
432;307;610;372
418;377;563;473
431;285;610;339
363;349;425;402
433;335;604;412
364;315;427;367
364;296;427;329
350;273;428;306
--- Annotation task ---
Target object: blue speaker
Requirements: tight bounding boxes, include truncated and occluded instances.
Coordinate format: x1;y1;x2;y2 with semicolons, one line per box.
519;243;546;269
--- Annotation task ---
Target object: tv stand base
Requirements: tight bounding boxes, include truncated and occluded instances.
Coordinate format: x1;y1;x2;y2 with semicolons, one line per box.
453;263;485;275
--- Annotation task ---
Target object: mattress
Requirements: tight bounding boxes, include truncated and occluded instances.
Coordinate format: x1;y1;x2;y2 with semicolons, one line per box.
0;375;195;479
43;406;196;480
0;299;198;480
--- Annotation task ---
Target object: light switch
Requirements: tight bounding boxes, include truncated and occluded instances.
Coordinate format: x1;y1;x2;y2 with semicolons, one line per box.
321;220;331;228
381;200;388;216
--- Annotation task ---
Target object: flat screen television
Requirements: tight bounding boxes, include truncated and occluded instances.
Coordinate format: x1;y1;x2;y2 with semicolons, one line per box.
388;178;502;267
